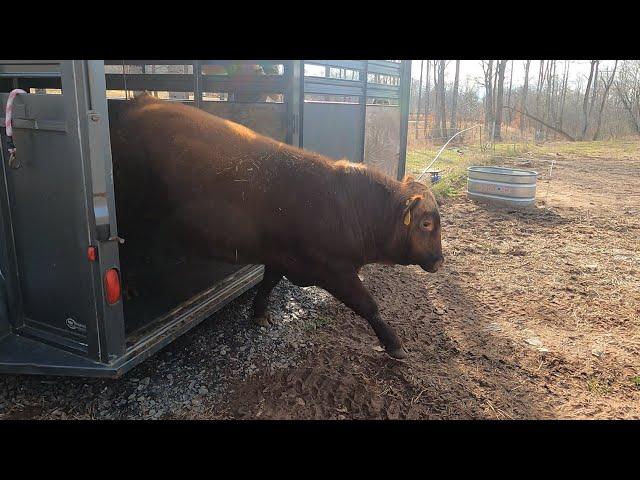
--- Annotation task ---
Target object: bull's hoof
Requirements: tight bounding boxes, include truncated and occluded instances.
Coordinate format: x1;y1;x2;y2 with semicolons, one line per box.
252;315;271;328
386;345;408;360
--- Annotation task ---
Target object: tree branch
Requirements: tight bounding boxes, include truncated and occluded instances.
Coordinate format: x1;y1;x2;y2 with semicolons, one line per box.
503;105;576;141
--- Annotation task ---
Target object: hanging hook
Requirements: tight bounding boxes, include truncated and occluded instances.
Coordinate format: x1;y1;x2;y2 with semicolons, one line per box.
4;89;27;169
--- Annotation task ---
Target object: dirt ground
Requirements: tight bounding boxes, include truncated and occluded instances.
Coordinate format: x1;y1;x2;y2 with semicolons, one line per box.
214;152;640;419
1;148;638;420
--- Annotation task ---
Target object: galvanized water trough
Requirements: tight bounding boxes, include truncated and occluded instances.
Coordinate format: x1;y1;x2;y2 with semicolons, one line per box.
467;166;538;207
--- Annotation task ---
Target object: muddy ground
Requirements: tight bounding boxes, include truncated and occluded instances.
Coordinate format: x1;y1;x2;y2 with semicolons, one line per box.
1;152;638;419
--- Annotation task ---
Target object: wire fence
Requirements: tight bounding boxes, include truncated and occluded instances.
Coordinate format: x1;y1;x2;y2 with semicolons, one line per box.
407;118;569;153
408;124;533;161
404;120;562;189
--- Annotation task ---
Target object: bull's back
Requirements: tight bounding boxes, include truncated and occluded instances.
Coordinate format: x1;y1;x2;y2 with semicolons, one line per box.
109;96;345;264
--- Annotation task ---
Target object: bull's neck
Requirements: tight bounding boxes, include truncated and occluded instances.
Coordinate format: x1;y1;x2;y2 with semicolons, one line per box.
343;170;402;265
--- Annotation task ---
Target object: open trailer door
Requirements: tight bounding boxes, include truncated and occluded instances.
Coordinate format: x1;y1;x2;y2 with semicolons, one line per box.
0;61;128;374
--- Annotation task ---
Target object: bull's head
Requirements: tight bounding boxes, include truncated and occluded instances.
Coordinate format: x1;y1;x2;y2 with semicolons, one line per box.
396;177;444;273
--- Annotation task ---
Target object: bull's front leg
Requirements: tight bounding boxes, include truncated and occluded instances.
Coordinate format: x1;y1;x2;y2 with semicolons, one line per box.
252;266;283;327
322;273;408;359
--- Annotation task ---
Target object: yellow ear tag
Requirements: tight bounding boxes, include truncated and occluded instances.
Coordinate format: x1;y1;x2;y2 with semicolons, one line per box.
403;210;411;225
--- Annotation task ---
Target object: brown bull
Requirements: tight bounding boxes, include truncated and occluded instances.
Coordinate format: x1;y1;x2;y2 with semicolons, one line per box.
109;94;443;359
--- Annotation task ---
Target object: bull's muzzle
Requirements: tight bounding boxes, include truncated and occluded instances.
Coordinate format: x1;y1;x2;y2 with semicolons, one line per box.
421;255;444;273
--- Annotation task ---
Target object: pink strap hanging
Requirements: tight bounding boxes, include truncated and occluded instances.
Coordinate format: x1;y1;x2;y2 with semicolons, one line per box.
4;89;26;168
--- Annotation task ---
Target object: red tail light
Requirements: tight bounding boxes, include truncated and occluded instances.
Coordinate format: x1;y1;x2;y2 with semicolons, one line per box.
104;268;121;305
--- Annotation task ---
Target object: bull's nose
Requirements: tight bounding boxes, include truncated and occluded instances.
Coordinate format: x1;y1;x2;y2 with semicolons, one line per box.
422;256;444;273
431;257;444;272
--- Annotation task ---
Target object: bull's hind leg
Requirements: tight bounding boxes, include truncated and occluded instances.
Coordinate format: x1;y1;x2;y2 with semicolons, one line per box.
252;266;283;327
323;273;408;359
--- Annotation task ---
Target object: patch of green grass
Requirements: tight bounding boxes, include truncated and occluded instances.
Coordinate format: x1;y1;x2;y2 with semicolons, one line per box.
631;376;640;388
407;144;507;201
431;167;468;199
406;138;640;202
303;315;330;332
587;378;611;396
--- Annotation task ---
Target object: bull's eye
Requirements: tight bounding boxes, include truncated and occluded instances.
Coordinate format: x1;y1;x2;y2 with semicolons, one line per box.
422;220;433;230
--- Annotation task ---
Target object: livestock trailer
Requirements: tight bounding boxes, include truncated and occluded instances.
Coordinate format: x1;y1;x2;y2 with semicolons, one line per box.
0;60;411;377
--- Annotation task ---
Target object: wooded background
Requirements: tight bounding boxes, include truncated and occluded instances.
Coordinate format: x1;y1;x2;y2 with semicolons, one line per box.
409;60;640;143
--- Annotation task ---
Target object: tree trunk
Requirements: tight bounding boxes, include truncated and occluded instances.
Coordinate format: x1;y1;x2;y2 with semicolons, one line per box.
544;60;553;139
581;60;597;140
424;61;431;138
438;60;447;138
415;60;424;139
506;60;514;125
483;60;494;137
492;61;499;133
450;60;460;135
494;60;508;141
589;60;600;119
521;60;531;135
433;61;441;139
615;78;640;135
593;60;618;140
559;61;569;131
550;60;557;131
536;60;544;116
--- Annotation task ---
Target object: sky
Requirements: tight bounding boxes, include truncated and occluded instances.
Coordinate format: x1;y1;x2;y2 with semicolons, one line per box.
410;60;618;90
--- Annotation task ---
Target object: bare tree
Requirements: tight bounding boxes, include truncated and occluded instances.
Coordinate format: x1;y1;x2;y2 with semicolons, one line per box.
431;61;439;139
494;60;508;141
409;59;637;143
581;60;598;140
550;60;558;130
438;60;447;137
593;60;618;140
415;60;424;139
482;60;494;137
559;61;569;131
536;60;545;116
424;61;431;138
450;60;460;135
544;60;554;138
615;60;640;135
589;60;600;120
521;60;531;135
492;60;499;132
506;60;514;125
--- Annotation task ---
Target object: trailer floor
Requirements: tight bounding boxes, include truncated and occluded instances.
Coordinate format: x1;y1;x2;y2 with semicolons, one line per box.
122;256;243;338
0;152;639;419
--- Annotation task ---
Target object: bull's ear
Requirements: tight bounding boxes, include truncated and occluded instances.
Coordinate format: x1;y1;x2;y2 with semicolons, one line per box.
403;175;415;184
403;195;422;226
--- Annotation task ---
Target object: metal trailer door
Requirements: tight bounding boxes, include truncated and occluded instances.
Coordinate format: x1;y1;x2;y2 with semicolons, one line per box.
302;60;411;180
0;61;123;362
302;60;367;163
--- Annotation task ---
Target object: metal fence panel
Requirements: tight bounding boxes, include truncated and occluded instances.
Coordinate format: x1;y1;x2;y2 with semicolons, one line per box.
303;102;363;162
364;105;401;178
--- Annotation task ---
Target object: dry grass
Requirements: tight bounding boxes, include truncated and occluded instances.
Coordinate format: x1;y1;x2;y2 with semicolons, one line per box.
407;137;640;201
